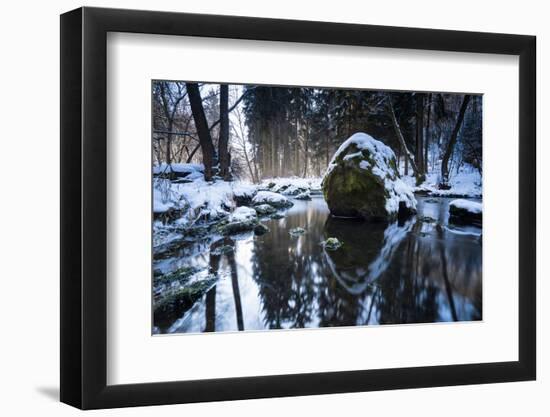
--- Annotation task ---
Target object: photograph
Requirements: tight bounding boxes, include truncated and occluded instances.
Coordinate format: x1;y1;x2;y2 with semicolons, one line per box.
151;81;483;334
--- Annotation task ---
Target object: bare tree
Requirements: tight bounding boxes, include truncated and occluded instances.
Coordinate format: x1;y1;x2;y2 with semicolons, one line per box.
218;84;231;180
231;102;259;183
186;83;216;181
440;94;471;187
157;82;187;168
386;93;424;184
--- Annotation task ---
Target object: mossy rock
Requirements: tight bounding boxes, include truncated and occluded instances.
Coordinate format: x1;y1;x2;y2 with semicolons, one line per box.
153;238;192;260
321;237;342;251
322;133;416;221
254;223;270;236
153;266;197;287
218;218;258;235
154;276;217;330
254;204;277;215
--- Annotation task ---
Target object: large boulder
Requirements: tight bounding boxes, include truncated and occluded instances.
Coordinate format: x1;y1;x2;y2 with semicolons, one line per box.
322;133;416;221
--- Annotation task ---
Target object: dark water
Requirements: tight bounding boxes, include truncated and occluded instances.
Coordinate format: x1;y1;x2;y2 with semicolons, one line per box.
156;196;482;334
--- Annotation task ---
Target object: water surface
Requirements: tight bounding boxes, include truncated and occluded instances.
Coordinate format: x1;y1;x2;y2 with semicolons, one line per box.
155;196;482;334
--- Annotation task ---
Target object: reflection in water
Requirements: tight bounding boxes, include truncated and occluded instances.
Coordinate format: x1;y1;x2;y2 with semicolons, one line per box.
162;196;482;334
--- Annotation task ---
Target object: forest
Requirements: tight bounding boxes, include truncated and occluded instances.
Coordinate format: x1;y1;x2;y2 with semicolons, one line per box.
153;82;481;187
152;81;483;334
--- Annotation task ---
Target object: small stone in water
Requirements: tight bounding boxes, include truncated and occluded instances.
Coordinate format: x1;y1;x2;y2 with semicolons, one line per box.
419;216;436;223
295;191;311;200
270;212;285;220
289;227;306;237
322;237;343;251
255;204;277;215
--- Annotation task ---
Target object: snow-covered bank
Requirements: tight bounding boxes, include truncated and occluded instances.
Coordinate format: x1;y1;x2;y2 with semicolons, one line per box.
402;163;482;198
153;164;327;248
153;166;325;229
260;177;322;195
153;164;256;223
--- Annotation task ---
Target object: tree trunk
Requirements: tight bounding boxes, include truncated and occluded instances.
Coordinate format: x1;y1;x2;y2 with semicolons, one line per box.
186;83;216;181
218;85;231;180
424;93;432;173
386;94;423;184
303;120;309;177
271;126;278;177
440;94;471;187
295;118;300;176
415;93;425;174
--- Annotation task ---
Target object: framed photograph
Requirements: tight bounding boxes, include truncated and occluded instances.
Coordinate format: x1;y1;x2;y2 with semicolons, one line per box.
60;6;536;409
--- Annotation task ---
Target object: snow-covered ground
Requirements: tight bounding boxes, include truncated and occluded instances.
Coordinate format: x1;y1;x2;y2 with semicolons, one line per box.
401;163;482;198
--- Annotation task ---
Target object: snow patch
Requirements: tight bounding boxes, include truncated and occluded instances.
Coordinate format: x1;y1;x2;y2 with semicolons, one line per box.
449;199;482;214
359;160;370;170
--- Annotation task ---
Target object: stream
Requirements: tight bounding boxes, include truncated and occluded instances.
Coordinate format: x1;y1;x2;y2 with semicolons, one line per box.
154;195;482;334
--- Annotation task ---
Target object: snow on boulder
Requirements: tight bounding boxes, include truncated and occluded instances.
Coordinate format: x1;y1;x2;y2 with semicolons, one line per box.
263;177;322;196
322;132;417;221
449;199;482;226
252;191;293;208
228;206;257;223
219;206;259;235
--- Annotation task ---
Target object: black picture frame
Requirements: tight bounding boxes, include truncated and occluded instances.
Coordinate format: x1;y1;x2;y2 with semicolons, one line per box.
60;6;536;410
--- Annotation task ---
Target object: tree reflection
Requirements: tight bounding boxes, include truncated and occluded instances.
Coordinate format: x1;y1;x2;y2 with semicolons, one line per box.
170;198;482;333
204;237;245;332
249;199;482;329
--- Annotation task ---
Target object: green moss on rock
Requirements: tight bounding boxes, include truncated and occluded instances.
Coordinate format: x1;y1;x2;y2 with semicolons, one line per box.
154;266;197;287
322;133;416;221
154;277;217;329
